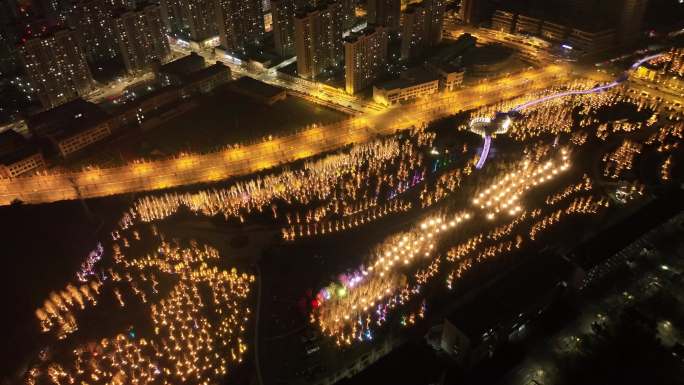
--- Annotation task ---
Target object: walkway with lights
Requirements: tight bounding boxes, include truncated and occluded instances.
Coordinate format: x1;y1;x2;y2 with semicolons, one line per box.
472;53;664;169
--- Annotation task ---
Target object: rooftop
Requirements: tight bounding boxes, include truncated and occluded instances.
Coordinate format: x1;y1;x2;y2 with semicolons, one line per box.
229;77;285;99
463;44;514;66
27;99;109;140
446;253;568;341
375;68;440;90
158;52;206;78
0;130;39;166
344;25;384;43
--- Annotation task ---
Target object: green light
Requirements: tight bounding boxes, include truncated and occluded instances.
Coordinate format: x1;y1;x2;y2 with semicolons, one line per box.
337;288;347;297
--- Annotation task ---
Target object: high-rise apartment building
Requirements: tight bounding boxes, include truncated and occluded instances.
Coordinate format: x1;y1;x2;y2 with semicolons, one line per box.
19;29;95;109
401;2;427;60
216;0;265;53
68;0;126;64
458;0;477;23
34;0;75;23
459;0;498;26
367;0;400;31
160;0;218;42
113;4;170;74
615;0;648;45
294;1;342;79
0;23;20;76
400;0;444;60
271;0;296;56
341;0;356;30
344;25;387;94
425;0;445;45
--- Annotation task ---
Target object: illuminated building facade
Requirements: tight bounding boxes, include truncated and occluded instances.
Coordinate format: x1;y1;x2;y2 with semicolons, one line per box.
344;26;388;94
373;68;439;105
294;1;343;79
19;29;95;109
216;0;265;53
160;0;218;42
114;4;171;74
367;0;400;31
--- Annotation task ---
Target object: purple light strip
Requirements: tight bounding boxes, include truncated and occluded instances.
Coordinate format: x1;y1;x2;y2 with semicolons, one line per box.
512;81;620;112
512;54;663;113
475;135;491;169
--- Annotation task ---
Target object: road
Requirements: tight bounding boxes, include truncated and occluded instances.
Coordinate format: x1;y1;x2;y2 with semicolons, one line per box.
0;65;569;205
173;44;385;115
85;72;156;104
442;22;556;66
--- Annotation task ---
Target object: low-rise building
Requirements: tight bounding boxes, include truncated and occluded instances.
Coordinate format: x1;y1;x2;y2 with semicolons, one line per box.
491;10;515;33
540;20;568;43
425;62;465;92
157;52;207;86
182;62;232;94
373;68;439;105
515;14;541;35
566;27;615;54
28;99;111;158
462;44;516;77
437;258;567;368
0;130;45;178
158;53;231;95
111;86;183;130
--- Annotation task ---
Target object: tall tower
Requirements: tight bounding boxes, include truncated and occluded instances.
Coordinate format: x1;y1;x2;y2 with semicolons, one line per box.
294;1;342;79
271;0;296;56
216;0;265;53
113;4;170;74
344;25;387;94
19;29;95;109
160;0;218;42
367;0;400;31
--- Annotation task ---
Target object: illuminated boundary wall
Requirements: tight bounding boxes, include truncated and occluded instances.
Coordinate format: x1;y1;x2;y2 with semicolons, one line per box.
0;66;568;205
